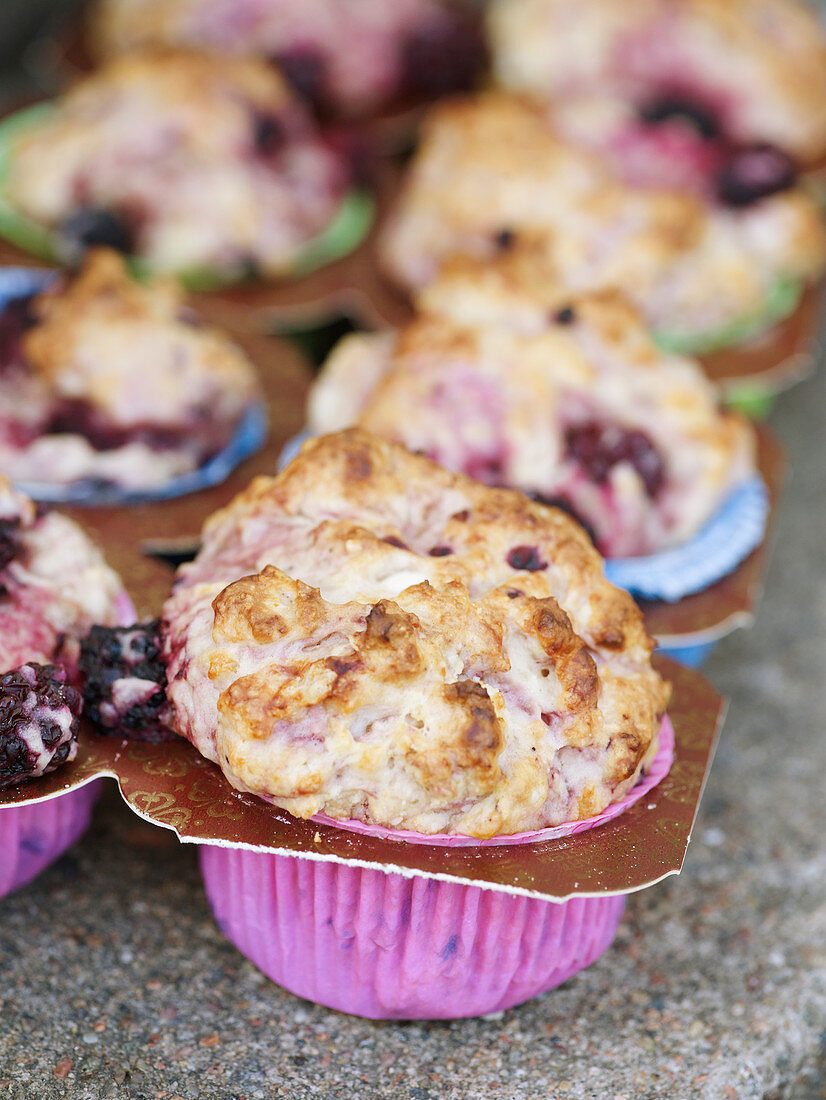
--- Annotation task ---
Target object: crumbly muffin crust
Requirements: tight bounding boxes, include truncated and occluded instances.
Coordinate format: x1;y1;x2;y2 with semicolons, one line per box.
0;249;261;492
0;479;125;674
4;51;348;276
488;0;826;161
89;0;484;118
309;271;756;557
379;93;826;335
162;430;669;837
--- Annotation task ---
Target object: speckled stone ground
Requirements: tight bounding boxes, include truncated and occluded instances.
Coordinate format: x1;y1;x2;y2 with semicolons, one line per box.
0;353;824;1100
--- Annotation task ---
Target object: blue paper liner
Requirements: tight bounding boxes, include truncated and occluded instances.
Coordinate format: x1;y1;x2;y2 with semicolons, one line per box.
280;431;767;605
604;476;768;602
656;640;718;668
14;402;268;505
0;266;268;504
0;265;55;302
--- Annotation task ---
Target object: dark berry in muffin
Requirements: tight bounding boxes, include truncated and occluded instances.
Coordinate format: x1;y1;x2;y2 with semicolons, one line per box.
717;143;797;207
79;621;174;741
0;663;82;789
59;207;136;259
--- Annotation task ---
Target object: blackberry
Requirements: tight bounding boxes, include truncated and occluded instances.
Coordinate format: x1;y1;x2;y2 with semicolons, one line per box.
506;545;548;572
79;621;174;741
0;663;81;789
565;421;665;498
251;111;287;157
493;228;516;251
717;143;796;207
58;208;135;260
553;306;577;326
0;518;21;573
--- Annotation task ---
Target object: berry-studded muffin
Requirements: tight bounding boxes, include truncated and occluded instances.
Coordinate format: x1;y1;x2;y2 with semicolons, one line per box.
1;51;358;280
379;94;826;352
89;0;486;118
0;479;126;788
308;268;756;558
0;249;262;496
488;0;826;169
145;430;669;838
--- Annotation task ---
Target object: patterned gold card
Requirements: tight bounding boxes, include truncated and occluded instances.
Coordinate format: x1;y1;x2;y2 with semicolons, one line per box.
0;658;724;902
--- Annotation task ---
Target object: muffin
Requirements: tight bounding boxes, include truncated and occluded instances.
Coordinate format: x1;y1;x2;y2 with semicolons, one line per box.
308;276;756;560
0;249;262;498
488;0;826;167
144;431;668;838
379;93;826;353
75;430;674;1014
0;480;130;894
89;0;486;119
0;51;364;281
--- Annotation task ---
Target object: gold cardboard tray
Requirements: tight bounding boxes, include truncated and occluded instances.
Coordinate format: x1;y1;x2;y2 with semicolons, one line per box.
0;656;724;902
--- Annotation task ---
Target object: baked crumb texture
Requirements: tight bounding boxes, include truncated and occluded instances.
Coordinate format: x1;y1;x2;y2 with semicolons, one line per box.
0;249;261;492
488;0;826;161
379;94;826;335
309;269;756;558
162;430;670;838
89;0;486;118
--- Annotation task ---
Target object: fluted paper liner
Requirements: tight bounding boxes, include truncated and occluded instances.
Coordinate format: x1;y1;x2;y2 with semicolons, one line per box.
0;781;102;897
199;849;628;1018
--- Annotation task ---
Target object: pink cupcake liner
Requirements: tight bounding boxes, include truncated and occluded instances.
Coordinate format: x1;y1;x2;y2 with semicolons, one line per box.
200;845;626;1020
0;780;101;898
198;717;672;1019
